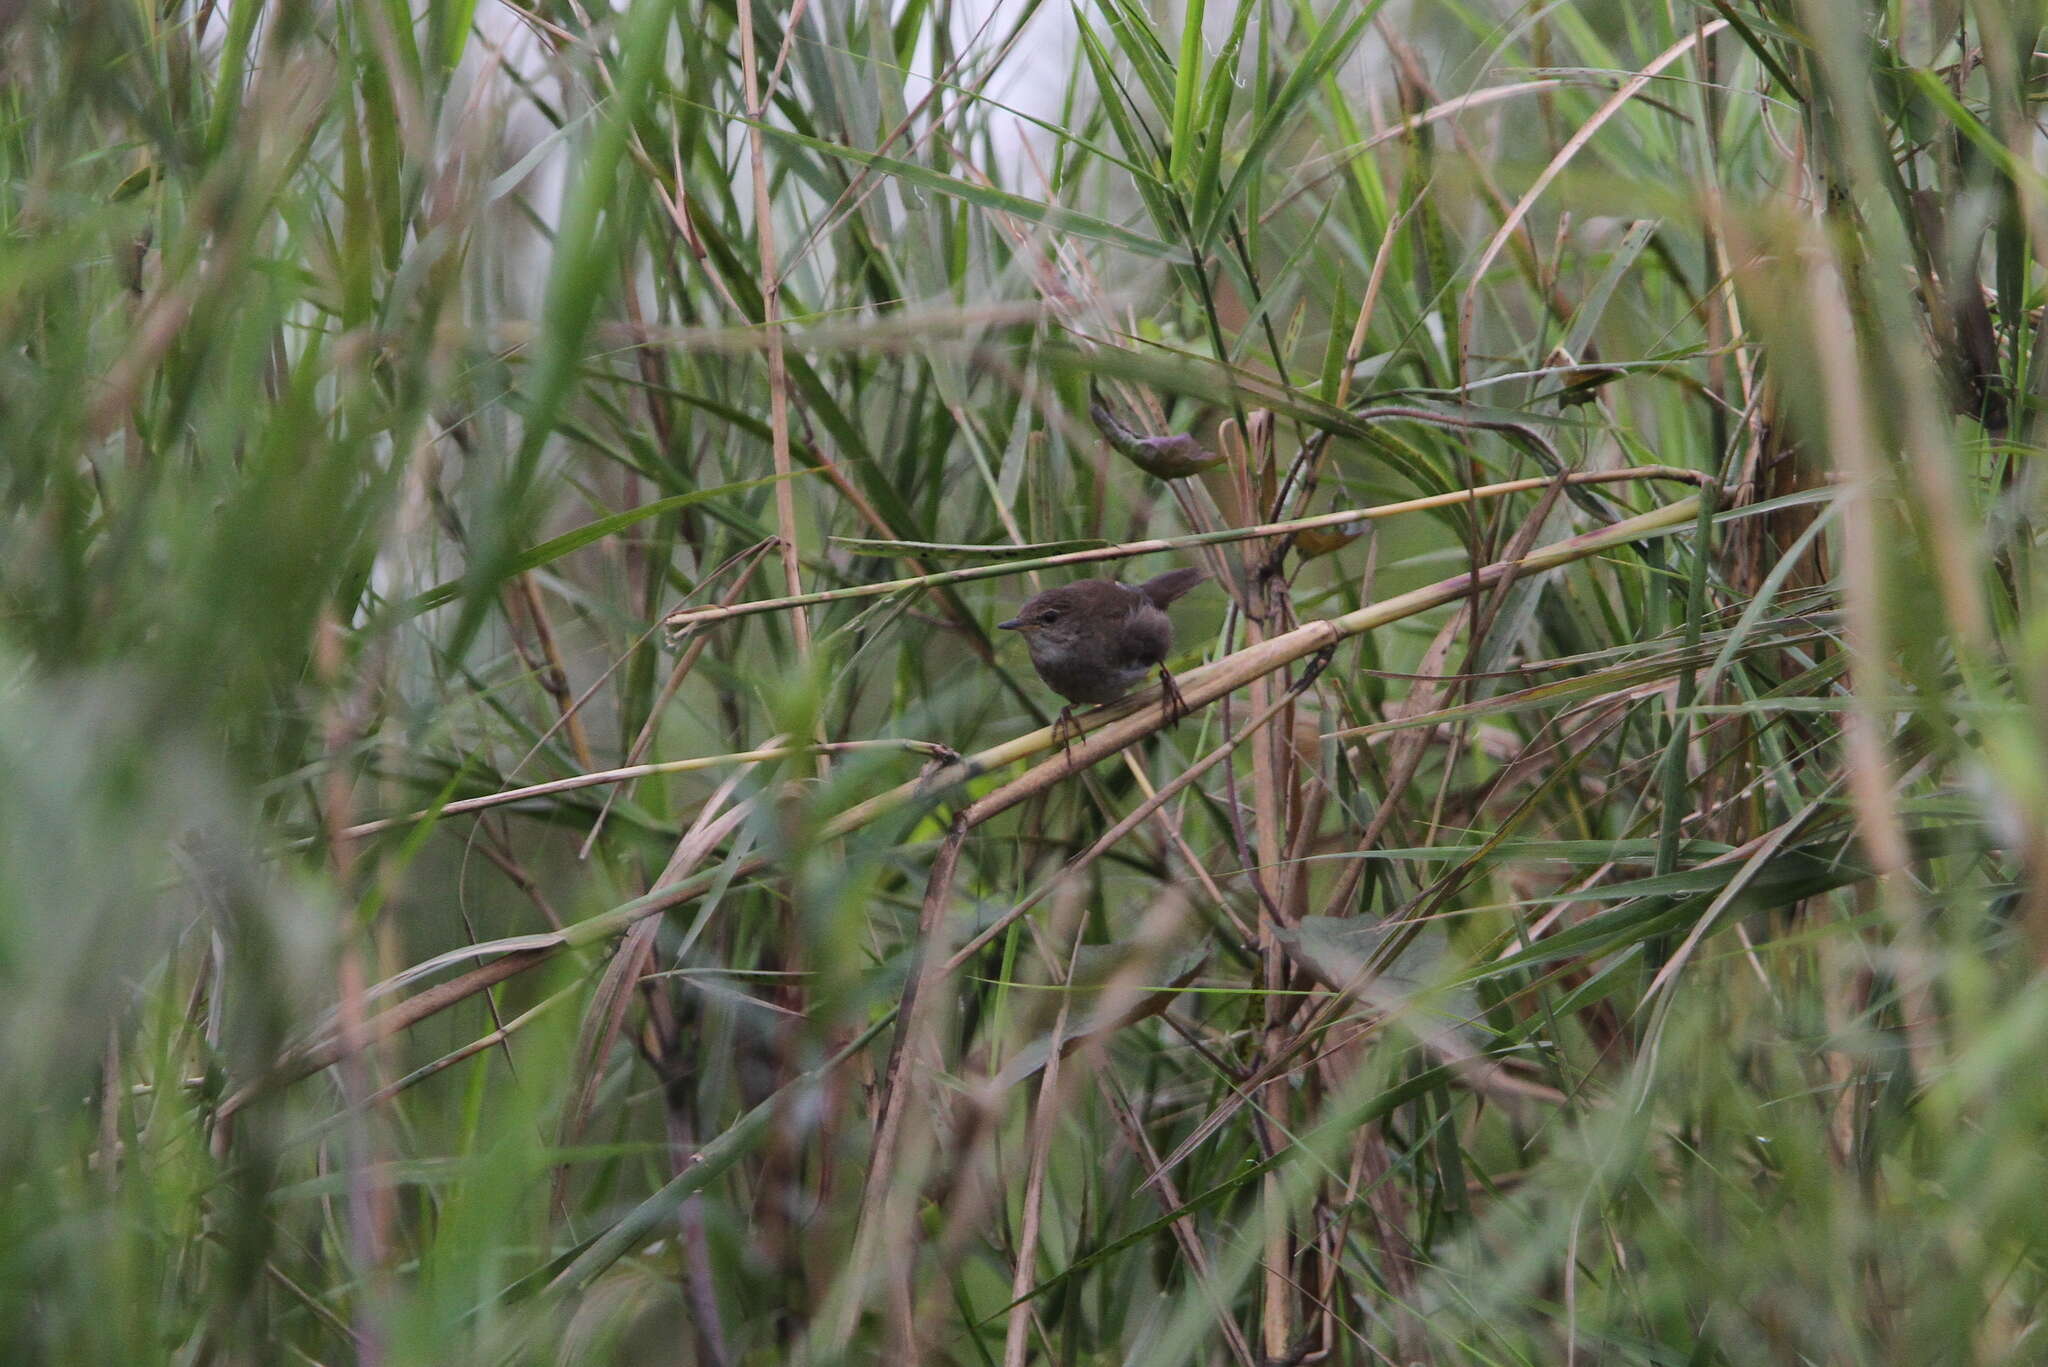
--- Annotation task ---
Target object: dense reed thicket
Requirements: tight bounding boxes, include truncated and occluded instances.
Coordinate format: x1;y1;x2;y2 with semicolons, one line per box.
3;1;2044;1362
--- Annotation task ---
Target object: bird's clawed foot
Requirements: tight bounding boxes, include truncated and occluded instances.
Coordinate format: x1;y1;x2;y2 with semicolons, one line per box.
1158;667;1192;728
1051;704;1083;766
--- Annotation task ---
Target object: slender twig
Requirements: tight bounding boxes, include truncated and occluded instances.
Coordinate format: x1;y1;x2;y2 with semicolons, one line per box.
663;468;1710;629
337;738;954;840
734;0;809;649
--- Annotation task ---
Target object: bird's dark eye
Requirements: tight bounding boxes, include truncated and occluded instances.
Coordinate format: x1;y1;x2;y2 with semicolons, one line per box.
1038;608;1061;625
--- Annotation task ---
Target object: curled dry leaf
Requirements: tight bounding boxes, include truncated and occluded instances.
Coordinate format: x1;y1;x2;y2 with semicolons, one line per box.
1087;380;1225;478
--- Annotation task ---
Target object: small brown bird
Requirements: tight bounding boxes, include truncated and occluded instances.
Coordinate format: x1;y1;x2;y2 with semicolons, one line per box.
998;568;1207;740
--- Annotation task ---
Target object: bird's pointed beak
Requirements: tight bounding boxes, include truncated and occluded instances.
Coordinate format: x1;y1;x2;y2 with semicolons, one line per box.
996;617;1024;631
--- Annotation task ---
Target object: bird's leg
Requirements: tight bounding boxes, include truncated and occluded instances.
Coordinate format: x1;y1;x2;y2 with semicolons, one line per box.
1051;703;1082;765
1157;665;1191;728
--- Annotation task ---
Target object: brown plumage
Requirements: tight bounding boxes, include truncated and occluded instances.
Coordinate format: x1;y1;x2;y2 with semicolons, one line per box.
997;568;1206;733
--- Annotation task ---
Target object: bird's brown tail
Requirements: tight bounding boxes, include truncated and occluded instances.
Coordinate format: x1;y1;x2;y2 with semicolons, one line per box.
1137;566;1207;608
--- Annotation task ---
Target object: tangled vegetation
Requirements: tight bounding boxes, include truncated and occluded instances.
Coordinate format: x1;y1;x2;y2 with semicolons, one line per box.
4;1;2045;1362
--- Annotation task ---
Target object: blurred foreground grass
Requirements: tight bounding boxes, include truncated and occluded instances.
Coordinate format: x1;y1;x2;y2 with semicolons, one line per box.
4;1;2047;1362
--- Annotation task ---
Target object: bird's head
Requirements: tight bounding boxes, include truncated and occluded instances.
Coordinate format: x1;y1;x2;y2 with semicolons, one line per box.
997;584;1094;656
